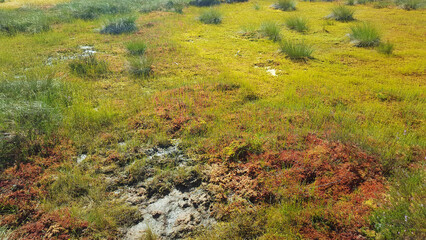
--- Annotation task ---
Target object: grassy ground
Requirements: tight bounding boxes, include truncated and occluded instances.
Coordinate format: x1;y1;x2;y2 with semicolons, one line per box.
0;0;425;239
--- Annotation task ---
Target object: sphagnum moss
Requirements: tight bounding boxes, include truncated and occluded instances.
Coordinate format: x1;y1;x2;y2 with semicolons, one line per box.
0;1;425;240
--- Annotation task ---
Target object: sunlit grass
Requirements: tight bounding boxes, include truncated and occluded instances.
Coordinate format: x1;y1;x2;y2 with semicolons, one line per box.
0;1;425;239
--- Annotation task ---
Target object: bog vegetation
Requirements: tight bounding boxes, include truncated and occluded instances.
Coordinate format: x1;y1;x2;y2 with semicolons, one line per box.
0;0;425;239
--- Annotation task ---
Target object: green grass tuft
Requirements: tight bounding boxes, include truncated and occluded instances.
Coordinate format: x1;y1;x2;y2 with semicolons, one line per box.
69;55;109;78
259;21;282;42
329;5;355;22
349;22;381;47
275;0;297;11
377;41;394;55
199;8;222;25
100;16;138;35
126;41;148;55
285;16;309;33
129;56;153;78
279;40;314;60
253;2;261;10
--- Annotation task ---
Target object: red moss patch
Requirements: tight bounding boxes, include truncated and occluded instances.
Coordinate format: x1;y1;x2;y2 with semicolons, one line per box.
0;137;89;238
130;84;387;239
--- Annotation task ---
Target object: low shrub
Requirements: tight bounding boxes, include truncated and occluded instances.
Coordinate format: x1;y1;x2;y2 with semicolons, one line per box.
377;41;394;55
69;55;109;78
279;40;314;60
126;41;148;55
129;56;153;78
349;22;381;47
259;21;282;42
100;16;138;35
328;5;355;22
274;0;297;11
199;9;222;24
0;9;50;35
285;16;309;33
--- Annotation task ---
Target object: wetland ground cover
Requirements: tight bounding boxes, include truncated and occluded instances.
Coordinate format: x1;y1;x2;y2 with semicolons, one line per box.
0;0;425;239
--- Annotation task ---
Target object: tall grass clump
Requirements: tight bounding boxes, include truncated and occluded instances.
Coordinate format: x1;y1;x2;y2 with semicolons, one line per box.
199;9;222;24
0;77;69;169
349;22;381;47
0;9;50;35
126;41;148;55
69;55;109;78
328;5;355;22
279;40;314;60
259;21;282;42
377;41;394;55
100;16;138;35
129;56;153;78
285;16;309;33
274;0;297;11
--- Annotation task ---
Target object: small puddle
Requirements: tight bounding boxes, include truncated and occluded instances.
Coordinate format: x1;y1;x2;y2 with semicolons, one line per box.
45;45;97;66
